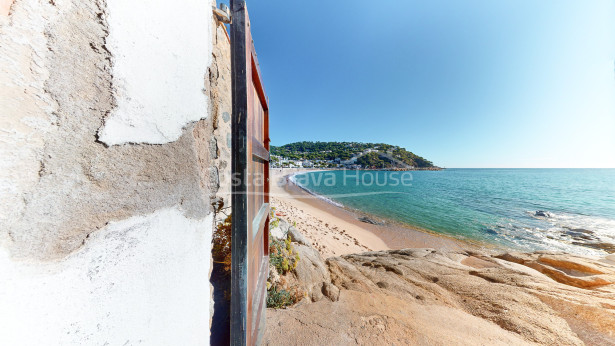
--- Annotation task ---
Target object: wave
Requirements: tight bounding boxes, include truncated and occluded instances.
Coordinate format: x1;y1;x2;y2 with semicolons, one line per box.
287;170;615;256
486;211;615;256
289;172;345;208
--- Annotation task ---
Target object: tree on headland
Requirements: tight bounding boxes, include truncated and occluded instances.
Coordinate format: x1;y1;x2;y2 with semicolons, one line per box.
271;141;435;168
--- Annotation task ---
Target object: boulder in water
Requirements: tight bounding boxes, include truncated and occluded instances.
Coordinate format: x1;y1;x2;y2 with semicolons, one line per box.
534;210;552;217
358;216;382;225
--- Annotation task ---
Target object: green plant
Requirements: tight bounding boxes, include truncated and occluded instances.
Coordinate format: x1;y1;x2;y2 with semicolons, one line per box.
266;287;294;309
270;141;434;168
269;207;281;229
269;236;299;275
266;285;304;309
270;217;280;229
212;214;232;274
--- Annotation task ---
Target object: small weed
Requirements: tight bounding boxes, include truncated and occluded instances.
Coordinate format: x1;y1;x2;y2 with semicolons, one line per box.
212;214;232;274
269;236;300;274
266;287;294;308
266;286;304;309
270;218;280;229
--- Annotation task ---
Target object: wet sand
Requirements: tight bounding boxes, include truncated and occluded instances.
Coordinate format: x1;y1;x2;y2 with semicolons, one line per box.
270;169;488;258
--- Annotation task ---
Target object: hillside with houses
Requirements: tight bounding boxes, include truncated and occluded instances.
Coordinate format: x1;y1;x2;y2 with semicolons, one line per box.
270;141;438;170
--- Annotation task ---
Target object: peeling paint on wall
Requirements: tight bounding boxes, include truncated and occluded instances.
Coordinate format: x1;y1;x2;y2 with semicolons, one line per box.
0;207;213;345
98;0;213;146
0;0;228;344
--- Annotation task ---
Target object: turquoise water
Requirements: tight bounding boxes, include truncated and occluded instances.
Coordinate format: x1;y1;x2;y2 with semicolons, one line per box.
293;169;615;255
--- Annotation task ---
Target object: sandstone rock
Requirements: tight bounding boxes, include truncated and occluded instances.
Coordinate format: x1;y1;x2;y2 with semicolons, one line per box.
265;290;534;345
266;248;615;345
291;244;330;302
376;281;389;289
270;219;289;240
495;252;615;288
322;282;340;302
357;216;383;225
279;219;290;234
288;226;312;246
310;286;324;302
268;264;280;288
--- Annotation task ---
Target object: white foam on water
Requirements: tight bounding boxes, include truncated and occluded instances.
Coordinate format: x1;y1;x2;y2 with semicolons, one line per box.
289;171;345;208
492;211;615;256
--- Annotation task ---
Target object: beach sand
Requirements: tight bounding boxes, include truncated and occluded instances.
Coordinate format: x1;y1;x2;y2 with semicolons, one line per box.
270;168;480;258
266;169;615;345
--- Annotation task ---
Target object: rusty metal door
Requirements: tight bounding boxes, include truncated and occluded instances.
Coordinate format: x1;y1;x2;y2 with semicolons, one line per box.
230;1;270;345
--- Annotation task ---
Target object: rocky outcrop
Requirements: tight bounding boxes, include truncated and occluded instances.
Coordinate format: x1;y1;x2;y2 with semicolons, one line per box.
288;226;312;247
357;216;384;225
292;243;338;303
534;210;553;217
270;220;313;248
265;247;615;345
269;219;289;240
269;219;338;303
496;251;615;288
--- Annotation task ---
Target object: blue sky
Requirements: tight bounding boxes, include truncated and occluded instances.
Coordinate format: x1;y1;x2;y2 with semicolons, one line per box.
236;0;615;168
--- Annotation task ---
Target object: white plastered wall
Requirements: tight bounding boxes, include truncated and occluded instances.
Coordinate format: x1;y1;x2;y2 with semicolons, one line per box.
0;0;218;344
0;208;213;345
98;0;213;145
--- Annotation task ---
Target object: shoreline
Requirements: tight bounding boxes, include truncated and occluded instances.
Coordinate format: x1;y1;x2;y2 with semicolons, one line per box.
268;170;615;345
270;168;490;258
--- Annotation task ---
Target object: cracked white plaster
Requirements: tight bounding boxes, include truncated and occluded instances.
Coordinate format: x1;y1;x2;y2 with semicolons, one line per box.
0;206;213;345
98;0;214;146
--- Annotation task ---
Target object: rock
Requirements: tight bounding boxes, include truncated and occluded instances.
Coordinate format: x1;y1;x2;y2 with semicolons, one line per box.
322;282;340;302
270;221;339;305
268;264;280;288
376;281;389;289
534;210;552;217
574;241;615;254
563;228;596;241
266;248;615;345
358;216;382;225
495;252;615;288
310;286;324;302
270;219;289;240
538;255;604;274
279;219;290;233
269;227;284;240
288;226;311;246
292;244;330;301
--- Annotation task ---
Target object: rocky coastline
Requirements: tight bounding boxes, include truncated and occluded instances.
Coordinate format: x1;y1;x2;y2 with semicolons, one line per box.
266;169;615;345
265;219;615;345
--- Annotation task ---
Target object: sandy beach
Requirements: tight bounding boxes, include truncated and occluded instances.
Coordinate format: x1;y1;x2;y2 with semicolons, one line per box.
267;169;615;345
270;168;481;258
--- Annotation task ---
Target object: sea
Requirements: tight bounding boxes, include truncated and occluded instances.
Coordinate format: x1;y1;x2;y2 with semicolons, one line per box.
292;169;615;256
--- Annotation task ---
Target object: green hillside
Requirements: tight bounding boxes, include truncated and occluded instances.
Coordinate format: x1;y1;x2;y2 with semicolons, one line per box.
270;141;436;168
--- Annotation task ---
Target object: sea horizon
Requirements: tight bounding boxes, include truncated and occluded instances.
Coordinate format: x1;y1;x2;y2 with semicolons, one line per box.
292;168;615;257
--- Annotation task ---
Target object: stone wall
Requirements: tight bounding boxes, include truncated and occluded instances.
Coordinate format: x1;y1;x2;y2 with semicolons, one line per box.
0;0;230;344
